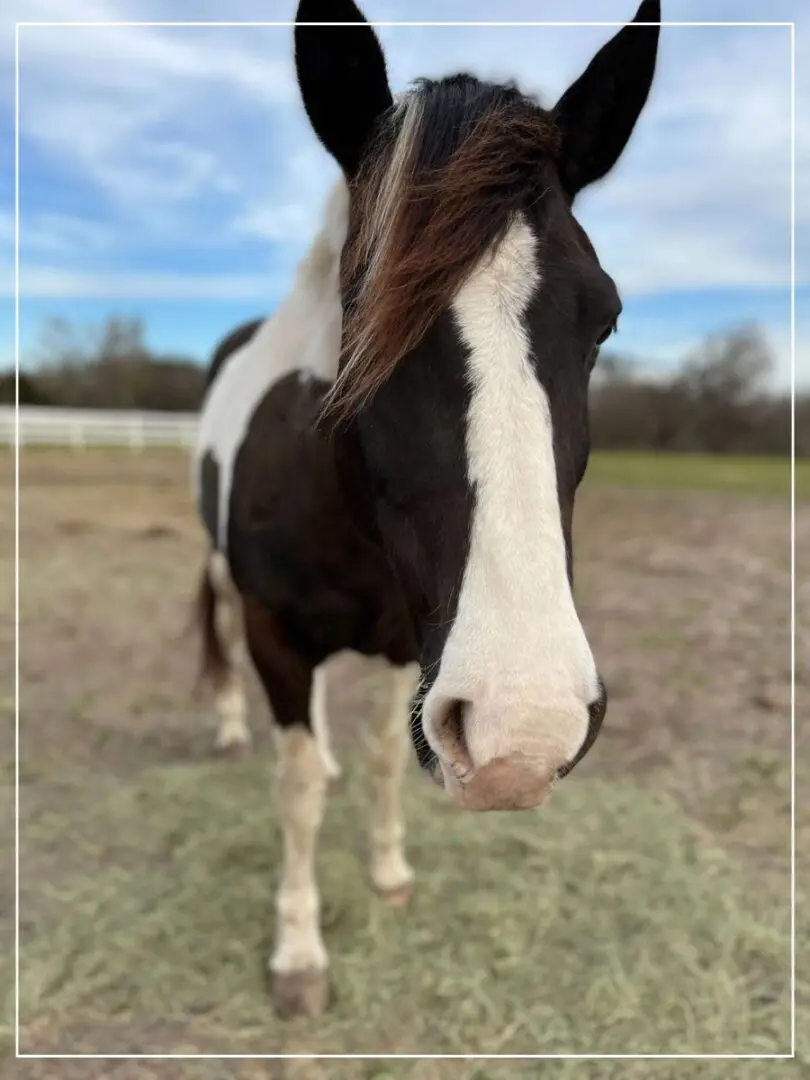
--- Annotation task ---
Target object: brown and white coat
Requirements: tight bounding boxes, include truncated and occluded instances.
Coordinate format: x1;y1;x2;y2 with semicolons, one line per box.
193;0;661;1017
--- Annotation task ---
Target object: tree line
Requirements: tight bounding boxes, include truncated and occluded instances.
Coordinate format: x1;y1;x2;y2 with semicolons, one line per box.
0;314;804;457
1;316;209;413
589;324;805;457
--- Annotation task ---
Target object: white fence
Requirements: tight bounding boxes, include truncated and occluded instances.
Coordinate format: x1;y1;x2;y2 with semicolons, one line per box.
0;406;199;450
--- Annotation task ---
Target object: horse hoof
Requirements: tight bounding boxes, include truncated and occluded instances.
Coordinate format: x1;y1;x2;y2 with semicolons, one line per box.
375;881;414;908
271;969;332;1019
213;739;252;760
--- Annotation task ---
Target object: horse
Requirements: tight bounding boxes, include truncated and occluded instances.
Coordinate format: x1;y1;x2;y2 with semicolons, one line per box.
193;0;661;1018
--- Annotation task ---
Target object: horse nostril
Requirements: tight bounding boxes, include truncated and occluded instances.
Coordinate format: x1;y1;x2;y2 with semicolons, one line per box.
438;697;466;745
556;680;608;779
434;697;474;780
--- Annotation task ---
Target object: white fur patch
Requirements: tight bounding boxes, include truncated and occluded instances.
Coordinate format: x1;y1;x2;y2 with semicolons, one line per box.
208;551;251;750
365;662;419;894
310;663;341;781
423;217;599;775
194;177;350;551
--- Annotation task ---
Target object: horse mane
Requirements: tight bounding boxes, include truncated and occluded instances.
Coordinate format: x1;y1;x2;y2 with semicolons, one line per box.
320;75;562;424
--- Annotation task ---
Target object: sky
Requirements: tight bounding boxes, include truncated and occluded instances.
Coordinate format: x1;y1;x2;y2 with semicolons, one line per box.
0;0;808;390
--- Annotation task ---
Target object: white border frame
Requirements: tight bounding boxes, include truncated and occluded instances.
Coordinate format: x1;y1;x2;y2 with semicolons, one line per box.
12;12;799;1067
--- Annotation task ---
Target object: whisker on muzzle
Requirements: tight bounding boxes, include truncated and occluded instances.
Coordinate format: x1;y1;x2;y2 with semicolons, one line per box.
409;682;439;773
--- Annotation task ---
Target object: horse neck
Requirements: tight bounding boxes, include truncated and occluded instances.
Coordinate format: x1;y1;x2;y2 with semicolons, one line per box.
268;177;350;382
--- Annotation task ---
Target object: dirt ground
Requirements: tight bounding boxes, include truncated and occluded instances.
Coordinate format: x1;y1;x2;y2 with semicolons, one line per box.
2;448;807;1077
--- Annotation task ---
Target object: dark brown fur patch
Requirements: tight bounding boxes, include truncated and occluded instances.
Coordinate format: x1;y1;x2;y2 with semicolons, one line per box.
194;560;229;693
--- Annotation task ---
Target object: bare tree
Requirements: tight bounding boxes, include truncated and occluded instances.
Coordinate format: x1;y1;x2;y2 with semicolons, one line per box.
25;315;205;411
589;324;793;456
673;325;773;453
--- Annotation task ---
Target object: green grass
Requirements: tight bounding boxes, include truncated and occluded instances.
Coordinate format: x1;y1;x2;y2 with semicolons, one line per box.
15;756;800;1074
7;445;808;498
585;451;806;498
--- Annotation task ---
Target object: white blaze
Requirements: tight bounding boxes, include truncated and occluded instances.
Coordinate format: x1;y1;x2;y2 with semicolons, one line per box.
424;216;599;774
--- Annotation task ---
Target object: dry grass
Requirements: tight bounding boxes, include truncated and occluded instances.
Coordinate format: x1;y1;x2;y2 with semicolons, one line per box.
15;758;795;1062
2;447;807;1078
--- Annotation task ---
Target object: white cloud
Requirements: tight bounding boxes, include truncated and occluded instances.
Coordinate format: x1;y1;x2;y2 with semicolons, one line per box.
229;143;340;245
15;267;287;302
20;212;117;256
17;21;294;107
614;323;809;393
768;323;810;391
5;3;299;242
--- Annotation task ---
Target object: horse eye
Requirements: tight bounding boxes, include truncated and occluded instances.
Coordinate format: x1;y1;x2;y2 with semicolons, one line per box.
596;321;616;347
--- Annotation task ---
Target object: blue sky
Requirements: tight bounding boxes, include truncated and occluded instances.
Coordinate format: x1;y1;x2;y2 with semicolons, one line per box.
1;0;809;389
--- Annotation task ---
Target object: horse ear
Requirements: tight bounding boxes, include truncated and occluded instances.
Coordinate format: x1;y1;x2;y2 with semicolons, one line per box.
294;0;394;178
552;0;661;201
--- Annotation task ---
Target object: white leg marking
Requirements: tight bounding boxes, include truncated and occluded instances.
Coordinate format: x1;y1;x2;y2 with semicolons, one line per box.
365;662;419;896
213;672;250;752
209;552;251;751
270;726;329;977
310;664;342;781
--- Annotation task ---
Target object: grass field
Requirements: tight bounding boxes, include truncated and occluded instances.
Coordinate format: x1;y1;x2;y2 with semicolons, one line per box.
583;450;809;499
2;447;808;1078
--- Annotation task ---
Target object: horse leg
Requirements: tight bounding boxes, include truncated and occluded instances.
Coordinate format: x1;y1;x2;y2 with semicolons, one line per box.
207;551;251;755
365;661;419;906
310;662;342;785
243;600;331;1019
